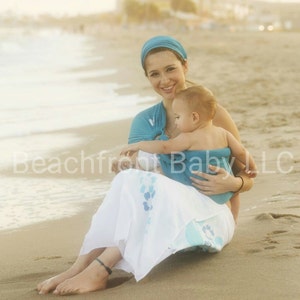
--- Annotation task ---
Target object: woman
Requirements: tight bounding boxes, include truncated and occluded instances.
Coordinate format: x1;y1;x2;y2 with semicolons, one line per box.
37;35;253;296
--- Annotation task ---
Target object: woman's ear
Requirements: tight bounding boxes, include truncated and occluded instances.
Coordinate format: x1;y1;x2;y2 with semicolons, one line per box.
192;111;200;122
183;59;188;73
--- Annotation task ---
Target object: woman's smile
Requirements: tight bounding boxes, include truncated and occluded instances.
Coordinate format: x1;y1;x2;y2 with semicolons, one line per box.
161;85;175;93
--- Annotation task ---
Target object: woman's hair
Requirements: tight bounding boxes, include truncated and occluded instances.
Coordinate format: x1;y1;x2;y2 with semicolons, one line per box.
176;86;217;120
141;35;197;85
141;35;187;70
142;47;187;75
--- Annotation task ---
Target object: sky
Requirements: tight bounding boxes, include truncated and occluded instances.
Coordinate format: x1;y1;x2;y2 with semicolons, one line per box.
0;0;299;16
0;0;118;16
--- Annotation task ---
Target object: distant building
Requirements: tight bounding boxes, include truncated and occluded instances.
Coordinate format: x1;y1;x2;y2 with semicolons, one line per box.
115;0;300;31
247;1;300;31
151;0;171;12
116;0;171;12
195;0;250;21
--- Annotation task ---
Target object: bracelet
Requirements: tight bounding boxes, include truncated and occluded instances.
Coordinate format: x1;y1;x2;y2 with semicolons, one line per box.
234;176;244;193
95;258;112;275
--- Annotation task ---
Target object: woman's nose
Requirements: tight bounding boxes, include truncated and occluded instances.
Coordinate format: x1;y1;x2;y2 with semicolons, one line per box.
160;73;170;84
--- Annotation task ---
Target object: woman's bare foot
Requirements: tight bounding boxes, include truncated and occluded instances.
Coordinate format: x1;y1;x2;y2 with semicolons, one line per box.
37;268;78;295
37;249;105;294
53;260;109;295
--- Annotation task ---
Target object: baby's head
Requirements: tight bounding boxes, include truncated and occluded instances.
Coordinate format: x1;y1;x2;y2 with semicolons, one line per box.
174;85;217;122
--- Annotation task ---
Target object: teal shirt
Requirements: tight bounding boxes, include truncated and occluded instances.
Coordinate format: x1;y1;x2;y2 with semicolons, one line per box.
128;102;233;204
128;102;166;144
158;147;233;204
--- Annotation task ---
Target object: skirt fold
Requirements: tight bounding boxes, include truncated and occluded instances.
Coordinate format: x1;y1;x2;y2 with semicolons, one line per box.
79;169;235;281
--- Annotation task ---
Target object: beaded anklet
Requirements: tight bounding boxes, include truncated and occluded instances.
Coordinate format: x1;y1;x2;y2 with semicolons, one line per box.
95;258;112;275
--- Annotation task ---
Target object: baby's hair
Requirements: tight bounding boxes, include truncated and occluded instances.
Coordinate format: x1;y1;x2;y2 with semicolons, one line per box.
175;85;217;120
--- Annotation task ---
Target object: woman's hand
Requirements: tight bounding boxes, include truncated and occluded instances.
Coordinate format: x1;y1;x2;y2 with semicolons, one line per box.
190;165;242;196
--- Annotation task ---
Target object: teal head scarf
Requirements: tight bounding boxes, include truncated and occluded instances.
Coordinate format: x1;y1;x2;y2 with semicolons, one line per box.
141;35;187;68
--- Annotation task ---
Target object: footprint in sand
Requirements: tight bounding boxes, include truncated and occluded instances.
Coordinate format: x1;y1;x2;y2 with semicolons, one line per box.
268;138;294;149
34;256;62;261
265;112;288;128
256;212;300;221
264;230;287;250
255;213;300;255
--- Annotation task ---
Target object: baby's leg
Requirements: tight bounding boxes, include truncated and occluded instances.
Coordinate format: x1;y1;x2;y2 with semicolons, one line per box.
229;193;240;223
37;248;104;295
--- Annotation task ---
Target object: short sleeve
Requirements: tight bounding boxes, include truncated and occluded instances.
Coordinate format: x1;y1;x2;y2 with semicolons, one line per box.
128;102;166;144
128;113;154;143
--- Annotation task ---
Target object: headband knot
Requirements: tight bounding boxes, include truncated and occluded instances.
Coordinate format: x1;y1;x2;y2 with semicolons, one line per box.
141;35;187;67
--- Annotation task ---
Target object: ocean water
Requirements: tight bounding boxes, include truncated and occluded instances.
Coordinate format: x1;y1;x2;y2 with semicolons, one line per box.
0;176;111;231
0;26;153;231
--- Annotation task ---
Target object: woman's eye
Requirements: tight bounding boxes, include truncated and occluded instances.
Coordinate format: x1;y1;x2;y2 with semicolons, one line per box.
166;67;176;72
149;72;159;77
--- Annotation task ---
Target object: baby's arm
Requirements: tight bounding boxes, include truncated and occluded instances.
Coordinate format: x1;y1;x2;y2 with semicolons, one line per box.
121;133;192;156
226;131;257;178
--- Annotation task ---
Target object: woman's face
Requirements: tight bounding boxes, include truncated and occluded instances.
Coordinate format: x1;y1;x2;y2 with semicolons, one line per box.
144;51;188;101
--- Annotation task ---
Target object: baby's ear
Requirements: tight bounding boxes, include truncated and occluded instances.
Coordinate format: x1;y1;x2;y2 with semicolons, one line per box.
192;111;200;122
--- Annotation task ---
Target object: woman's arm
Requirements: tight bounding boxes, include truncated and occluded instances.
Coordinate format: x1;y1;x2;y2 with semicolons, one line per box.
226;131;257;177
213;104;240;141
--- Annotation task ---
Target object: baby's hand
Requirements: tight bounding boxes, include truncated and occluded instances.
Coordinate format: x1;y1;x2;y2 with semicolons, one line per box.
245;167;257;178
120;144;139;157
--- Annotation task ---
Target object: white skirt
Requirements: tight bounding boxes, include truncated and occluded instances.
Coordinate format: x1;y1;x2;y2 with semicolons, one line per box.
79;169;235;281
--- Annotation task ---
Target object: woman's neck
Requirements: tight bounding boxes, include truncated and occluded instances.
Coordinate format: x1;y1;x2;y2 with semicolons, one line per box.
162;99;179;138
162;98;173;112
162;99;175;124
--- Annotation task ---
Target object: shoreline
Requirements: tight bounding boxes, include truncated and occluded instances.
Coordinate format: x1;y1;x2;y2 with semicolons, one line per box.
0;118;133;233
2;118;132;179
1;28;300;299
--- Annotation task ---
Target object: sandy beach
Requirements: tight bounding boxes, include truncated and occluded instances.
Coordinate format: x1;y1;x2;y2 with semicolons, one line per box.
0;26;300;300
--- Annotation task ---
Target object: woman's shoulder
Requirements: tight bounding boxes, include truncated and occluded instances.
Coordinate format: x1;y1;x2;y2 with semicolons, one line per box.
129;101;166;143
213;104;240;141
131;101;166;129
134;101;165;120
213;104;230;124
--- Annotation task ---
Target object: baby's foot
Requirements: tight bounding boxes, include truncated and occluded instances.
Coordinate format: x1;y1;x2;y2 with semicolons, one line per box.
53;261;109;295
